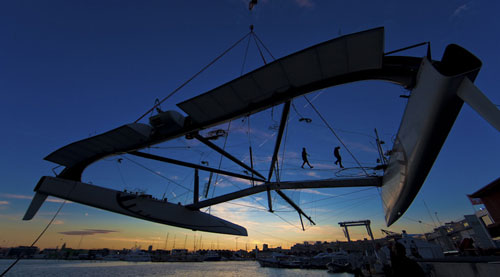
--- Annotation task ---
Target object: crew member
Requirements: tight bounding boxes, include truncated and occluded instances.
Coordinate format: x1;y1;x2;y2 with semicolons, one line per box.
301;147;313;169
334;146;344;168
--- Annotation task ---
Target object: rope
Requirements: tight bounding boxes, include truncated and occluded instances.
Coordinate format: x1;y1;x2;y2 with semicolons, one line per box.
252;32;276;61
314;195;378;223
124;156;192;191
135;31;252;123
403;216;435;227
251;33;268;65
334;167;376;177
291;101;304;118
115;159;128;188
304;95;369;176
208;121;232;213
299;187;375;206
274;212;304;231
215;175;268;211
1;201;67;277
240;34;252;76
226;201;268;211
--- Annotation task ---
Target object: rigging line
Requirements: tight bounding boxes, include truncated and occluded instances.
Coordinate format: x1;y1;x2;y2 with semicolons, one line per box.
115;163;128;188
273;212;304;231
135;31;252;123
240;33;252;76
252;32;276;61
123;156;192;192
314;196;378;223
251;33;267;65
308;122;377;139
306;194;379;214
303;90;325;108
1;200;67;277
402;216;435;227
169;190;191;202
215;175;269;210
208;121;232;213
299;187;376;206
256;90;325;150
247;228;296;244
291;101;304;118
276;193;378;213
304;95;369;177
225;201;269;211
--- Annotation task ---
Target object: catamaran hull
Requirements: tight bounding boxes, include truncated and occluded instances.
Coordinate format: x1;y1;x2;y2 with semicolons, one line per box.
23;176;247;236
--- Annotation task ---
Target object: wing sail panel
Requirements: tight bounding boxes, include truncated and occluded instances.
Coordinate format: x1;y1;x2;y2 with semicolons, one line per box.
178;28;384;125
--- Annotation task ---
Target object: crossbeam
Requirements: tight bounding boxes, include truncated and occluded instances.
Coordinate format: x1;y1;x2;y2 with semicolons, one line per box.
267;101;291;181
129;151;264;182
276;190;315;225
186;177;381;210
194;133;266;180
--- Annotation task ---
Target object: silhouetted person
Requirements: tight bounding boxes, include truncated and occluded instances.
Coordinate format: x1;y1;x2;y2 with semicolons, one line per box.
390;242;424;277
334;146;344;168
301;147;313;168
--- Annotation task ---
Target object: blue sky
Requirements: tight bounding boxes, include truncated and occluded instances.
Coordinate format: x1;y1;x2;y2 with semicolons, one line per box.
1;1;499;250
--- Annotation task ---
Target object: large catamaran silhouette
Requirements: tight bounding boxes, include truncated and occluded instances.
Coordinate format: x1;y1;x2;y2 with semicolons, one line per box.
23;27;500;236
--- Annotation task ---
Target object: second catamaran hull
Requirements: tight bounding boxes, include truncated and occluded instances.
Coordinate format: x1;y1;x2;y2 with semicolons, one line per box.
24;176;247;236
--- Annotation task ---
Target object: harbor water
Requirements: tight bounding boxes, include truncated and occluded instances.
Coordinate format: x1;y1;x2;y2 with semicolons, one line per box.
0;260;353;276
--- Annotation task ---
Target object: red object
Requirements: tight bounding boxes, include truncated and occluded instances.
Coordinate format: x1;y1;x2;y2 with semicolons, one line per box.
467;195;483;205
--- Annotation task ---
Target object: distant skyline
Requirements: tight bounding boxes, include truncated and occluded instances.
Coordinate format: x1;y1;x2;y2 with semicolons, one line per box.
1;1;499;250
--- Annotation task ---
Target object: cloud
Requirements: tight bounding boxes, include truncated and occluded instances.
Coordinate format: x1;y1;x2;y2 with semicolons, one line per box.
452;3;469;17
47;197;67;203
214;175;260;188
0;201;9;205
301;189;335;197
1;193;33;200
59;229;118;236
209;200;262;227
0;193;68;203
53;220;64;225
295;0;315;8
233;126;274;139
305;171;321;178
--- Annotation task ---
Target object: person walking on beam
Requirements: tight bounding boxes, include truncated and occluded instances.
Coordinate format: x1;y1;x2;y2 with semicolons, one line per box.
301;147;313;169
334;146;344;168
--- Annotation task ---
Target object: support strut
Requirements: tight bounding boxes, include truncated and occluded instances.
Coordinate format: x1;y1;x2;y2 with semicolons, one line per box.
194;134;266;181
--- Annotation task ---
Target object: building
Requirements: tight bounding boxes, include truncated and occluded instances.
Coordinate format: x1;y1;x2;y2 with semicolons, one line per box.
468;177;500;238
425;214;496;251
6;246;39;258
